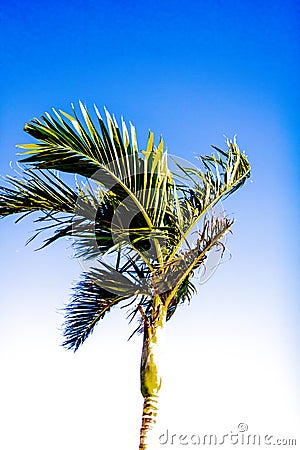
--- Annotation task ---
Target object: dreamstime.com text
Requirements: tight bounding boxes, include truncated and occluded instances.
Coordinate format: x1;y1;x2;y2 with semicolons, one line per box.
158;423;297;446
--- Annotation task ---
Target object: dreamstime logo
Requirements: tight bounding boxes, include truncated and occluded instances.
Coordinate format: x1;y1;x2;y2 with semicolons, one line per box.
158;424;297;446
72;154;228;295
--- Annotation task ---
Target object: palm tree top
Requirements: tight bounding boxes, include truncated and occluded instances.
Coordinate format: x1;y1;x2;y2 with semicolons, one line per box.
0;102;251;350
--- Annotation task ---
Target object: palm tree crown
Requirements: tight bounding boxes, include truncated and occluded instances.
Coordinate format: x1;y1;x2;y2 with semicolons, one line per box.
0;102;251;449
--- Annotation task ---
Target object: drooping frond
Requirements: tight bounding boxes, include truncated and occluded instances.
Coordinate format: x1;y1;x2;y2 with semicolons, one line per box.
62;263;151;351
62;274;126;351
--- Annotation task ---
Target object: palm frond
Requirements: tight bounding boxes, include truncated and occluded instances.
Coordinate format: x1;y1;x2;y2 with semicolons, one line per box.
17;103;174;267
166;138;250;259
62;274;127;351
62;263;151;351
159;214;234;306
177;138;250;214
89;261;150;297
166;276;197;321
0;167;103;251
0;168;77;217
70;192;116;259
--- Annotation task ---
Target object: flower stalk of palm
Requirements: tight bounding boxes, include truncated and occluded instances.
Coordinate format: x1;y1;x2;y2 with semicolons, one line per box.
0;102;251;449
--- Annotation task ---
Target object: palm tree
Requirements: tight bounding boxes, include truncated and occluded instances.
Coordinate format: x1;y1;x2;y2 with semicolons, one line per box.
0;103;251;449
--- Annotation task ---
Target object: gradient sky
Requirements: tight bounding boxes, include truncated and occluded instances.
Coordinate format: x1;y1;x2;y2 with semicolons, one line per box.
0;1;299;449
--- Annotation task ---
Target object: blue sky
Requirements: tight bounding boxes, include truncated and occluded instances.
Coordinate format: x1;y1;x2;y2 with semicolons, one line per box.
0;1;299;448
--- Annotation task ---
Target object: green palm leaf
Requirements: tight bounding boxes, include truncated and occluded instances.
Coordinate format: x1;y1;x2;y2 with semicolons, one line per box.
17;103;175;267
62;275;127;351
166;276;197;321
166;138;250;260
0;168;77;216
62;262;151;351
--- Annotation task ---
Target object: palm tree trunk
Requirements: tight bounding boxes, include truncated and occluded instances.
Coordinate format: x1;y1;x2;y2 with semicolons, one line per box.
139;395;159;449
139;300;167;449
